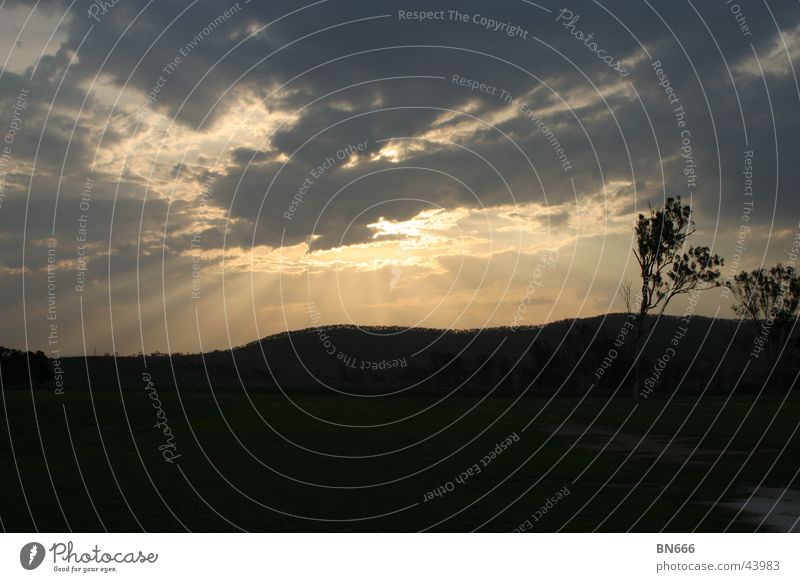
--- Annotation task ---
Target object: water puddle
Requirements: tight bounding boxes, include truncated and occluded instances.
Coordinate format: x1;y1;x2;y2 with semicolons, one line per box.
721;487;800;532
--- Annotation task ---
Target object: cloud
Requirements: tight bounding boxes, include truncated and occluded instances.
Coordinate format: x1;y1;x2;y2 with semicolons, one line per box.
1;0;799;353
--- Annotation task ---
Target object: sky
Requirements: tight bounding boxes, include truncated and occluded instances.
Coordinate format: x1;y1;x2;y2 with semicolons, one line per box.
0;0;798;356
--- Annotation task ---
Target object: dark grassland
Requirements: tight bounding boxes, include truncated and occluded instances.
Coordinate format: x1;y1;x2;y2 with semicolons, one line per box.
2;388;798;532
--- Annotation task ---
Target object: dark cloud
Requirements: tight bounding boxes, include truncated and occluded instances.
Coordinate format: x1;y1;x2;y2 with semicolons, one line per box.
1;0;799;352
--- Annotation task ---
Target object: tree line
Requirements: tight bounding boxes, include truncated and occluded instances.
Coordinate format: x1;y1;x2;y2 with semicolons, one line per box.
0;347;52;386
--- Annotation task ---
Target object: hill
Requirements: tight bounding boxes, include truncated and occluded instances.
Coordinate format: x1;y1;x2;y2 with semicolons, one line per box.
38;313;785;397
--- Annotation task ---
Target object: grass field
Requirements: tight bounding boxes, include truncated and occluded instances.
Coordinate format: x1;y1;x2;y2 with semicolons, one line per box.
1;389;798;532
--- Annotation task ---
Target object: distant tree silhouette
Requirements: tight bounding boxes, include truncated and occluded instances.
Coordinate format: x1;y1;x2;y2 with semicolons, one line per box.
473;353;497;390
626;197;724;398
728;264;800;393
426;352;467;389
0;347;51;385
519;340;555;392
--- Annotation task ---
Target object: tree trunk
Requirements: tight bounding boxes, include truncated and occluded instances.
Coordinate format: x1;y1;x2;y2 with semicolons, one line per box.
630;316;645;400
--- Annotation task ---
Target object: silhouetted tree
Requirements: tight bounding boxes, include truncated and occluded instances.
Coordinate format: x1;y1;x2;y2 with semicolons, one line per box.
520;340;555;392
728;264;800;393
0;347;51;385
626;197;724;398
473;353;497;390
426;352;467;390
